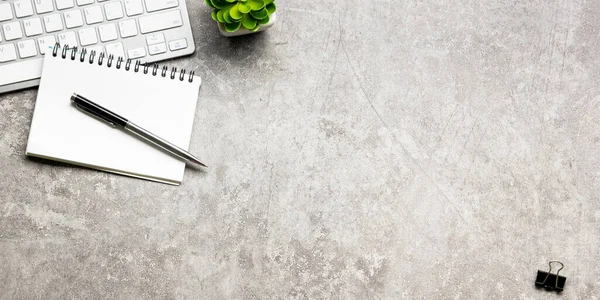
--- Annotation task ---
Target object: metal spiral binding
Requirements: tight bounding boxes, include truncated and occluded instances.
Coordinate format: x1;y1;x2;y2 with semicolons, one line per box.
51;43;195;83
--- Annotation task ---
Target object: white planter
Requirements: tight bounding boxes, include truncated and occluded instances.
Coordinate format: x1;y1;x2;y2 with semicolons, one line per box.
218;12;277;37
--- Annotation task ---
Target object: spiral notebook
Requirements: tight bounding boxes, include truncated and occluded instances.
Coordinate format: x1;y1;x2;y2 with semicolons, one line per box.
26;46;202;185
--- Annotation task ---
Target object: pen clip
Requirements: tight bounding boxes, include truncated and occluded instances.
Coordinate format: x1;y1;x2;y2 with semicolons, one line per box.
74;103;116;128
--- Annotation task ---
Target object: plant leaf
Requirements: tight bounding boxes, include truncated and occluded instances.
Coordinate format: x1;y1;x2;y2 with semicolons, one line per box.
216;9;226;22
265;2;276;14
229;4;243;20
250;8;268;20
257;14;270;24
210;0;228;9
264;0;273;4
223;9;233;23
238;2;251;13
248;0;265;11
241;14;257;30
225;21;241;32
211;10;218;21
205;0;215;8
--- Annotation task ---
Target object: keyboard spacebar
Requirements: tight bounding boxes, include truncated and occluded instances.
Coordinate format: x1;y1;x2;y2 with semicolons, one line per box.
139;10;183;34
0;58;44;87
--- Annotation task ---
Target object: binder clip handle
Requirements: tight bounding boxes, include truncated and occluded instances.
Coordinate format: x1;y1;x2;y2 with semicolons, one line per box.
547;261;564;276
535;260;566;292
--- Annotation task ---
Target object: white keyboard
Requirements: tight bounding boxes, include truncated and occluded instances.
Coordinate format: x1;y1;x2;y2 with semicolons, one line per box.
0;0;195;93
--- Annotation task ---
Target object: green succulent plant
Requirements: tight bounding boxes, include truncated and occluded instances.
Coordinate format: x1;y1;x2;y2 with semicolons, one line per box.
206;0;277;32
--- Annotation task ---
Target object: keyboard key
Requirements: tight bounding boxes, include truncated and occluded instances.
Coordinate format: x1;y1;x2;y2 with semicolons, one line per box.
124;0;143;16
98;23;117;42
168;38;187;51
139;10;182;34
105;42;124;58
43;14;63;32
105;2;123;20
148;43;166;55
34;0;54;14
64;10;84;28
55;0;75;10
58;31;77;47
37;35;56;54
127;47;146;59
78;27;97;46
3;22;23;41
24;18;43;36
144;0;178;13
14;0;35;18
146;33;164;45
118;19;137;38
18;40;37;58
76;0;94;6
84;6;103;24
0;3;14;21
0;58;43;86
0;44;18;62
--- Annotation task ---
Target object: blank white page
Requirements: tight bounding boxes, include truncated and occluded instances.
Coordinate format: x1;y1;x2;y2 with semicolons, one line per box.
26;52;202;185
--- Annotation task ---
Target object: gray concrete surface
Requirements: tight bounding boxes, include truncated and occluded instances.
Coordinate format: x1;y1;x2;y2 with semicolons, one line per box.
1;0;599;299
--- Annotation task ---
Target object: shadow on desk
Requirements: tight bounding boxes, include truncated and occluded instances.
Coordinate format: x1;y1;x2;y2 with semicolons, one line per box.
199;30;271;61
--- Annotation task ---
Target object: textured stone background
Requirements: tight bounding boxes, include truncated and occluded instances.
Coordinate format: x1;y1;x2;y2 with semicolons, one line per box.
1;0;600;299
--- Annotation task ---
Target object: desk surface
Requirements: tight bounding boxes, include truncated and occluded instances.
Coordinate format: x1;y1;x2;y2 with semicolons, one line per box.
1;0;599;299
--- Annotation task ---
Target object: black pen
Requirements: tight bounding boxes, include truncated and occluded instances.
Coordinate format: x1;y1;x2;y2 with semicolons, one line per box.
71;93;207;168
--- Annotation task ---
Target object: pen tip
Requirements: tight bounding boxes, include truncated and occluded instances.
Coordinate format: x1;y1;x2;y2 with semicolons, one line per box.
191;158;208;168
70;93;78;102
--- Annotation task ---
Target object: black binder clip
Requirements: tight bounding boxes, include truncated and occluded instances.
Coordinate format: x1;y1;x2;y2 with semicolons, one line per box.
535;261;566;292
